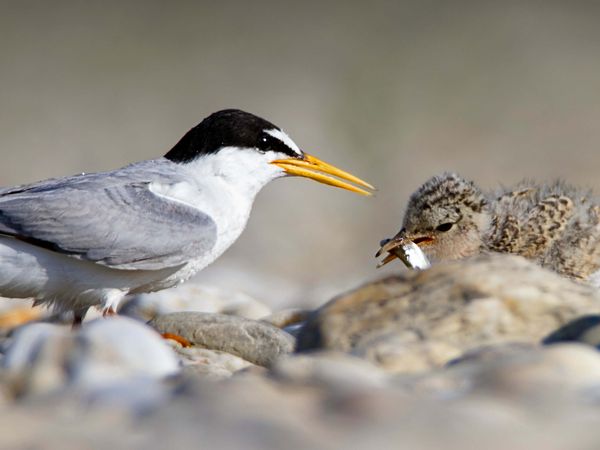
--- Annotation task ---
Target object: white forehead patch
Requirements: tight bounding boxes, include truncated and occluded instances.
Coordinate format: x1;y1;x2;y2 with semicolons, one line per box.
264;128;302;155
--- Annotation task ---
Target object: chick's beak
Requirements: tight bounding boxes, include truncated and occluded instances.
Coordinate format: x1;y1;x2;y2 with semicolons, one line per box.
374;230;435;267
375;236;403;259
270;153;375;196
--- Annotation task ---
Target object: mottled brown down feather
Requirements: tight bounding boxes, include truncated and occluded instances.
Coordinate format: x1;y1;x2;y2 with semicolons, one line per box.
391;173;600;283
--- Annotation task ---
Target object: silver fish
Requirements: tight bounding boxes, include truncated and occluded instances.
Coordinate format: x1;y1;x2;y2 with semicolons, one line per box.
375;237;431;270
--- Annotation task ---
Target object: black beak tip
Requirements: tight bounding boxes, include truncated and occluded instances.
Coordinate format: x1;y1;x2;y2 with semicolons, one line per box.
375;238;391;257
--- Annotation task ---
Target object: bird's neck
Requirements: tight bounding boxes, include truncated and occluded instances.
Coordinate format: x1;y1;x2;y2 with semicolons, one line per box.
182;149;283;200
161;152;282;261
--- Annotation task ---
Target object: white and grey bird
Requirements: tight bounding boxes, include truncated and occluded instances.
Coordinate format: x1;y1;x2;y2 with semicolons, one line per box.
0;109;374;325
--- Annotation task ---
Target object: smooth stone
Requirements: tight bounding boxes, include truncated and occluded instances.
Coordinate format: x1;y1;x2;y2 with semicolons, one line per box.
2;323;69;371
447;342;537;367
497;344;600;393
447;343;600;396
296;254;600;372
391;342;600;403
2;317;180;397
149;312;295;367
181;361;241;380
121;284;271;321
170;344;254;380
71;317;180;388
354;333;463;373
270;352;389;390
2;323;72;395
6;344;600;449
84;377;173;414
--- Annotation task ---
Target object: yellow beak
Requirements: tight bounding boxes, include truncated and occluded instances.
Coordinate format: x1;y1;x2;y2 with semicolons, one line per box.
270;153;375;196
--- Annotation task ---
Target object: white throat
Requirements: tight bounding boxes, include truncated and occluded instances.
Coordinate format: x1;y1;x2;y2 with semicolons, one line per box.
150;149;285;277
183;147;284;199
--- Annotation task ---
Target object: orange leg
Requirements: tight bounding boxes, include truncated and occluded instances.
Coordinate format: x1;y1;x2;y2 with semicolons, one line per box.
161;332;192;347
102;307;117;318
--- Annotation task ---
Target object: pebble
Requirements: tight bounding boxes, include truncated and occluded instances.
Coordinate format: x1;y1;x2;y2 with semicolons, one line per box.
0;256;600;449
172;345;254;379
442;343;600;399
149;312;295;367
354;333;462;373
2;323;72;395
270;352;389;390
2;317;180;397
71;317;180;388
84;377;173;414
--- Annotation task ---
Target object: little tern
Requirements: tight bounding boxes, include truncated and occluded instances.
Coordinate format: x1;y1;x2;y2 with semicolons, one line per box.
0;109;374;325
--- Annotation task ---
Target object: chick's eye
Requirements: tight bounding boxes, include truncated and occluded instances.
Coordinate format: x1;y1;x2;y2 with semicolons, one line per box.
436;223;454;232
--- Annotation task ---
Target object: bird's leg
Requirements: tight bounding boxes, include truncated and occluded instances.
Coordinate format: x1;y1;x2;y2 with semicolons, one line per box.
102;306;117;318
161;332;192;347
72;312;84;330
100;289;124;318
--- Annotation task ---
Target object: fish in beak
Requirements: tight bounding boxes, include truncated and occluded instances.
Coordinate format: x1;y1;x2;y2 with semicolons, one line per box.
271;153;375;196
375;231;433;269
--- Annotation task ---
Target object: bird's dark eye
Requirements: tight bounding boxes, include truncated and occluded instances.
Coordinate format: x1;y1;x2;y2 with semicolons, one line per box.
436;223;454;232
259;133;297;157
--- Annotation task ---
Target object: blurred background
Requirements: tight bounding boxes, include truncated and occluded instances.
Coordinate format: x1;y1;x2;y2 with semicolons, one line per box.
1;0;600;309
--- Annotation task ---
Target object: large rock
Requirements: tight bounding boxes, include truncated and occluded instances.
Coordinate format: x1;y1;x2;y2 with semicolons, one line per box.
149;312;295;367
296;254;600;372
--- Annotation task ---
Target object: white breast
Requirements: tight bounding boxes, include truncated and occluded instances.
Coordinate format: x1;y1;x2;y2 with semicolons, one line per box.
151;149;284;283
146;174;262;289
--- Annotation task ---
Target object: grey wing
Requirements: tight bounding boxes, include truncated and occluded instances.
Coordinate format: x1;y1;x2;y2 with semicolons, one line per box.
0;180;217;270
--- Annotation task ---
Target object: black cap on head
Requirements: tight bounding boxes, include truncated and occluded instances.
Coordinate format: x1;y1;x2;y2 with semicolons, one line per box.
165;109;301;163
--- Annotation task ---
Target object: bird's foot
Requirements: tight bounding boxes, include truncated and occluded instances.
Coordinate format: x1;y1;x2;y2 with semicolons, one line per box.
161;332;192;347
102;306;117;318
99;289;125;319
72;312;84;329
